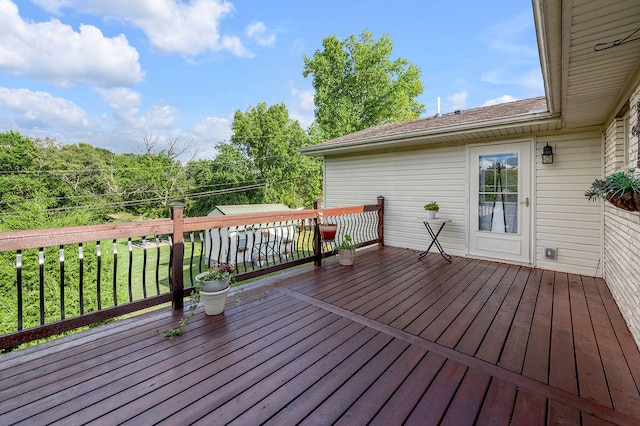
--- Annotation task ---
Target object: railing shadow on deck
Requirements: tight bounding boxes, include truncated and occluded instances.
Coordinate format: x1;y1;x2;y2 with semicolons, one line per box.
0;197;384;351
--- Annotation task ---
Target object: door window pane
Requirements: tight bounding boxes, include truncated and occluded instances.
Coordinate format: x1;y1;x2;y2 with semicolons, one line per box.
478;153;518;234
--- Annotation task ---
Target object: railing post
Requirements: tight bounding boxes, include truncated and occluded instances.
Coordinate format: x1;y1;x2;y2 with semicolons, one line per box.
377;196;385;247
313;198;322;267
170;202;185;310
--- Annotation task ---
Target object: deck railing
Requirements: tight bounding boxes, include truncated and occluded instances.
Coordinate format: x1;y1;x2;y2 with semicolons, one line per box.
0;197;384;351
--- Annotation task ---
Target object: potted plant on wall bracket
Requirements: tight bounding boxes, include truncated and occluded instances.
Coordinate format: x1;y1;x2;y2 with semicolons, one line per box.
338;234;356;265
423;201;440;219
585;169;640;212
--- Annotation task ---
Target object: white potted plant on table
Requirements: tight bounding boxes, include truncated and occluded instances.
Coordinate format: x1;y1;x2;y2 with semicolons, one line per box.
423;201;440;219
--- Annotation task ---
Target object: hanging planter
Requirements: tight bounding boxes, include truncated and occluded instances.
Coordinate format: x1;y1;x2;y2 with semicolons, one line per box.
585;169;640;212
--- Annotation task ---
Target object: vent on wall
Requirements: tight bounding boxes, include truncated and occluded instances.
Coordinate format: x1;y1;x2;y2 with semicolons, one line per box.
544;248;557;260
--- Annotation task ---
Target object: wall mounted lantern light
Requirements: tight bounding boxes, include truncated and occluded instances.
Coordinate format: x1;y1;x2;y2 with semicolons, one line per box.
542;143;554;164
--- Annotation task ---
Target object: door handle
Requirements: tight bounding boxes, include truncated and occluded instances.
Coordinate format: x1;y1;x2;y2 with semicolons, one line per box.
520;197;530;207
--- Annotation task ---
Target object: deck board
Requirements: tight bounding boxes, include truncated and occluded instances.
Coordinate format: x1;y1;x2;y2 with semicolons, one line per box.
1;246;639;425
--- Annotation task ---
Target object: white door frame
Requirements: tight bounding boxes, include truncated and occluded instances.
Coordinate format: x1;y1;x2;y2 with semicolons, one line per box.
466;140;534;264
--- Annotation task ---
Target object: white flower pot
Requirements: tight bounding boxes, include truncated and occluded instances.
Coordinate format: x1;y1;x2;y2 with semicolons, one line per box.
195;273;231;292
425;210;436;219
200;287;230;315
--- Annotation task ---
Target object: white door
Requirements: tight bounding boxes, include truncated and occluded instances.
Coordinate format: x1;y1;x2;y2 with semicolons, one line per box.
469;142;531;263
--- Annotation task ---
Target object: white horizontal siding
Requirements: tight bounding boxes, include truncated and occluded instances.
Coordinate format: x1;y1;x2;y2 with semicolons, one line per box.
324;131;603;277
324;145;468;256
535;132;602;276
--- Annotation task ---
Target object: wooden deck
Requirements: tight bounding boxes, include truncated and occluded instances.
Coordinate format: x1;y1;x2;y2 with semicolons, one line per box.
1;246;639;425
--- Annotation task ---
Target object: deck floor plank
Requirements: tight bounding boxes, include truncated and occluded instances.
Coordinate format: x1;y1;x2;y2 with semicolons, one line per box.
569;273;612;407
476;377;518;425
497;268;543;373
437;263;512;350
549;272;578;394
1;247;639;425
335;344;429;425
584;275;640;417
521;269;555;384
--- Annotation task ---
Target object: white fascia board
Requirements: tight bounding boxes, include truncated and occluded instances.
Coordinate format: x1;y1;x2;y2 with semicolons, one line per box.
300;113;560;156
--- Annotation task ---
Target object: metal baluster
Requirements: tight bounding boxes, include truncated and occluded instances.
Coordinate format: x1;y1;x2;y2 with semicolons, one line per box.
216;228;224;265
167;236;173;290
198;232;204;274
38;248;45;325
128;238;133;302
142;237;147;299
96;242;101;310
188;232;195;285
155;236;161;295
79;243;84;314
59;245;65;320
16;250;22;331
113;240;118;306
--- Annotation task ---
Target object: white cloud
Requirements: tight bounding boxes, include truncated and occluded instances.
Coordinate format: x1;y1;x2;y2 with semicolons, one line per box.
288;85;314;128
0;87;89;128
94;86;179;133
290;87;314;112
478;12;543;95
145;105;178;129
447;91;467;111
94;87;141;125
481;66;543;93
0;0;144;87
191;116;232;158
483;95;518;107
193;116;232;139
484;13;537;57
32;0;254;58
245;21;276;47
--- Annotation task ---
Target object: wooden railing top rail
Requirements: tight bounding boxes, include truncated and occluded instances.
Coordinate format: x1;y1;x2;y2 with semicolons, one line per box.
0;205;379;252
182;209;316;232
0;219;174;252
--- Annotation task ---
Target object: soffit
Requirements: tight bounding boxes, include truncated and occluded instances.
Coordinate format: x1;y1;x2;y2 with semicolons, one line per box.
560;0;640;128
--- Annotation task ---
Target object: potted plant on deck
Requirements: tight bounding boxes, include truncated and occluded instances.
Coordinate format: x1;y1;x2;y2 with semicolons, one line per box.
585;169;640;212
157;262;236;339
338;234;356;265
195;263;235;315
423;201;440;219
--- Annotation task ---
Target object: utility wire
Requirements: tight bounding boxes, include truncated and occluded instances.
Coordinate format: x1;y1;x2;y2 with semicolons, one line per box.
0;183;267;217
0;153;291;175
0;178;268;205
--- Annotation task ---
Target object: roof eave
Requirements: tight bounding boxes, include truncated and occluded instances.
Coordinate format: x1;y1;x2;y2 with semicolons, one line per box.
532;0;562;117
300;112;560;156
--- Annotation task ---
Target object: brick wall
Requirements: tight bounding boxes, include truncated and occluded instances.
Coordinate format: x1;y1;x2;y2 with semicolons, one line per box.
603;84;640;349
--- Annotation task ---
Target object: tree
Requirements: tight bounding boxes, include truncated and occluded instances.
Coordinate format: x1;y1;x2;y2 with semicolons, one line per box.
229;103;322;208
303;29;425;140
184;143;259;217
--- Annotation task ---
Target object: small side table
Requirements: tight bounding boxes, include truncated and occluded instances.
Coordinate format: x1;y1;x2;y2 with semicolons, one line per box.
419;218;452;262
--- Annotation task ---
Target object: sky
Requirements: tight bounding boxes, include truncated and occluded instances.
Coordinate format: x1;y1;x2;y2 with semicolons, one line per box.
0;0;544;160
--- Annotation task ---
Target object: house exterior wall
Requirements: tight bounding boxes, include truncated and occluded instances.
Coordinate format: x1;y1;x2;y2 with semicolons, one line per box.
323;133;602;276
602;84;640;348
534;132;603;276
324;145;467;256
